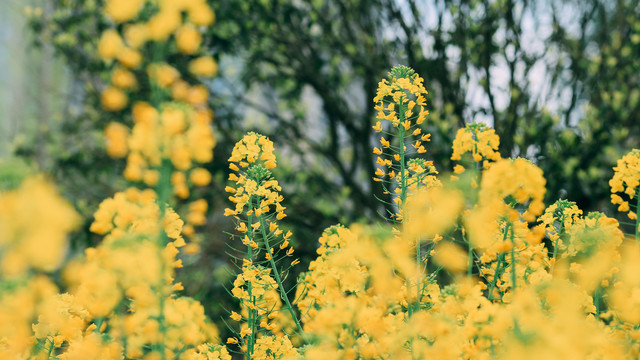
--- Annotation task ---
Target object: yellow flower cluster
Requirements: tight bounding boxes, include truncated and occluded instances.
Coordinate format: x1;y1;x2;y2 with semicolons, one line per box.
290;192;639;359
610;149;640;222
98;0;217;111
31;188;222;358
405;158;440;190
561;213;623;292
451;122;501;165
403;185;465;240
478;157;546;222
373;65;429;129
296;225;421;359
228;131;278;170
252;335;298;360
0;177;80;277
180;344;232;360
538;199;583;258
225;132;282;215
106;101;216;197
295;226;368;320
230;265;280;331
227;263;298;358
224;133;296;261
89;187;180;237
0;266;61;357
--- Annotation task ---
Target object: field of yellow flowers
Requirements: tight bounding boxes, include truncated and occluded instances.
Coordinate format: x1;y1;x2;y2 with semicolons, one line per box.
2;1;640;359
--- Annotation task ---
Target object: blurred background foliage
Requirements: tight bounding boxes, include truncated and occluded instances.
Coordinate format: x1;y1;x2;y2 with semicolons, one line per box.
2;0;640;317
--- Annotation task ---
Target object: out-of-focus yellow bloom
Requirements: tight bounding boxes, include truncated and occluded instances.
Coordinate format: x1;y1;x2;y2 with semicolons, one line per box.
147;10;181;41
176;24;202;54
404;185;464;240
117;47;142;68
189;56;218;77
433;242;468;274
0;177;79;276
124;23;147;48
147;63;180;88
190;167;211;186
97;29;123;60
101;86;128;111
188;4;216;26
479;157;546;222
104;122;129;158
111;67;137;89
105;0;144;23
187;85;209;106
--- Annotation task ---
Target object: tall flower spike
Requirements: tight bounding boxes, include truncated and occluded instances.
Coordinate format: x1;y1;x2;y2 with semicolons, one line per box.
224;132;304;355
372;65;436;222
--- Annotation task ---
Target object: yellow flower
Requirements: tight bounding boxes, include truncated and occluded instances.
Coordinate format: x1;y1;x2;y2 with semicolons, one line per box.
188;4;216;26
230;311;242;321
100;86;128;111
161;106;186;135
433;242;468;273
124;23;147;48
176;24;202;54
104;122;129;158
146;9;181;41
111;67;137;89
97;29;123;60
117;47;142;68
105;0;144;22
0;177;80;275
147;63;180;88
187;85;208;106
453;164;465;174
190;168;211;186
189;56;218;77
404;185;464;239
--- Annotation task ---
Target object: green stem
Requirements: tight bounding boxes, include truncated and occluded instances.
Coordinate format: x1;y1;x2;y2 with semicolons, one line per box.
94;317;104;333
399;109;407;213
398;100;421;316
549;213;565;275
468;244;473;277
149;37;169;360
462;231;473;276
594;287;601;317
246;197;256;359
487;255;504;302
155;159;172;360
487;223;511;301
510;224;516;292
258;216;305;336
46;337;55;359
